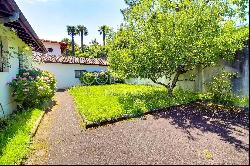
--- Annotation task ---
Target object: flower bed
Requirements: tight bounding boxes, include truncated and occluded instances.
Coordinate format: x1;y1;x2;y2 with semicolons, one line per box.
9;68;56;109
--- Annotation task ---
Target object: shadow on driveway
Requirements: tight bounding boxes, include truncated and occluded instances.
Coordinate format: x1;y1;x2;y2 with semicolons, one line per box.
151;101;249;152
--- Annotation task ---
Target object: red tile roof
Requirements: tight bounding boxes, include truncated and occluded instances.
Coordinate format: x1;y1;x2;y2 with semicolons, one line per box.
41;39;66;45
33;55;108;66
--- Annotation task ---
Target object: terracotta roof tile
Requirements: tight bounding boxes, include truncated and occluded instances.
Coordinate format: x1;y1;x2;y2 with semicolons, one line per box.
33;55;108;66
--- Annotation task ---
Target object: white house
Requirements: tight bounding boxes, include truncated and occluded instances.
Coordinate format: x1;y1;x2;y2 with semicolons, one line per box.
40;39;67;56
0;0;47;117
34;55;108;89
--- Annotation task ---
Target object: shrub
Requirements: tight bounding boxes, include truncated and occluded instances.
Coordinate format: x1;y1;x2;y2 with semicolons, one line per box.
9;68;56;109
79;71;122;85
204;71;248;107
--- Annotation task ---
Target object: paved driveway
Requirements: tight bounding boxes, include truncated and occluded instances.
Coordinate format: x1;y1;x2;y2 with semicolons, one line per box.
25;91;249;165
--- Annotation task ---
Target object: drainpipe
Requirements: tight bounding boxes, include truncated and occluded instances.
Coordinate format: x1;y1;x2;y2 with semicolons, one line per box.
0;12;20;24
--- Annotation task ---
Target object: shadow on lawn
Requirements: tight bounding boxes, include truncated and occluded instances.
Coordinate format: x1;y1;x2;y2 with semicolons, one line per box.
118;89;199;116
151;101;249;152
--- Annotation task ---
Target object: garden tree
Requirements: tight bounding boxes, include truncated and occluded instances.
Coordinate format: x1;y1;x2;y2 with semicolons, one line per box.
67;25;78;56
98;25;112;46
65;38;107;58
121;0;140;19
108;0;249;96
61;38;72;45
77;25;88;53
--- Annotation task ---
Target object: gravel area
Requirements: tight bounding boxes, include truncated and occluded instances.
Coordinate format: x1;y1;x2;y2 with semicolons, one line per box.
26;91;249;165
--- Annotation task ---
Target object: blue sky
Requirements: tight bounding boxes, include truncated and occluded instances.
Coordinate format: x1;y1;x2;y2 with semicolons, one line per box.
16;0;126;45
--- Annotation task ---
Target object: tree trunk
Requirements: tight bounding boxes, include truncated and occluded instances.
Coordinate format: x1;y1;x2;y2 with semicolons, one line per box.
167;70;182;97
103;32;106;46
72;33;75;56
81;31;84;53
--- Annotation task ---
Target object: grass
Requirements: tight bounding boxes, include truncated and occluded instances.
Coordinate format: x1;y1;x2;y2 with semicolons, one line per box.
69;84;199;125
0;109;43;165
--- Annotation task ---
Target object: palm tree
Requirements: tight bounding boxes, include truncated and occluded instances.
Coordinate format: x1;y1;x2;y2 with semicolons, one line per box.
77;25;88;53
98;25;111;46
67;26;78;56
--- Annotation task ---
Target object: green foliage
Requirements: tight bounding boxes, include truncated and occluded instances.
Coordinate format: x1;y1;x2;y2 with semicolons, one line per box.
98;25;113;46
204;71;249;107
62;37;108;58
69;84;198;125
79;71;112;85
0;109;43;165
79;71;126;85
9;69;56;109
80;72;97;85
77;43;108;58
108;0;249;95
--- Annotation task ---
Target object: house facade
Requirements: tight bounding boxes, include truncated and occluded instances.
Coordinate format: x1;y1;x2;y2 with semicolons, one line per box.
34;38;108;89
40;39;67;56
0;0;46;118
34;55;108;89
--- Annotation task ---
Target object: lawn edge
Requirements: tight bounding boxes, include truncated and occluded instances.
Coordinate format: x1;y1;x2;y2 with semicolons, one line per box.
84;100;248;129
85;101;199;129
20;100;55;165
30;111;46;138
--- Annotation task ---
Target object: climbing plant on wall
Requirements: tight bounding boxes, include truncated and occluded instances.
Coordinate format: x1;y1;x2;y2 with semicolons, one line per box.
0;24;33;71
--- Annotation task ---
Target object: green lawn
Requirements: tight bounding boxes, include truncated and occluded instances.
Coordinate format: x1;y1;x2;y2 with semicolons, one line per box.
0;109;43;165
69;84;199;125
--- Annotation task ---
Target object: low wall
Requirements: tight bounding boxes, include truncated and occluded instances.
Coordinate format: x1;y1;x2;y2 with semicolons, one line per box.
36;63;108;89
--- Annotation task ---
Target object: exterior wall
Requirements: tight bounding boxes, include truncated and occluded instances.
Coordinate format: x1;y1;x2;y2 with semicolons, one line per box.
0;25;33;118
125;60;248;97
42;42;62;56
35;63;108;89
125;69;196;91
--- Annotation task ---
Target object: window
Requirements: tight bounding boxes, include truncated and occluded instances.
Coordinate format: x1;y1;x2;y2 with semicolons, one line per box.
75;70;86;78
0;36;9;72
47;48;53;52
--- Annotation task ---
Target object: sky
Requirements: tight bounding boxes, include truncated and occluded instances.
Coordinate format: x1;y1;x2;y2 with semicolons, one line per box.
15;0;127;45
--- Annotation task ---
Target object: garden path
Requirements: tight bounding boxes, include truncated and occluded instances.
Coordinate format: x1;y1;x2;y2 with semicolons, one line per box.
25;91;249;165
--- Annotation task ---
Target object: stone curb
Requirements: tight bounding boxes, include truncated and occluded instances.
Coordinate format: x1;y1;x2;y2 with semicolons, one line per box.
30;110;46;138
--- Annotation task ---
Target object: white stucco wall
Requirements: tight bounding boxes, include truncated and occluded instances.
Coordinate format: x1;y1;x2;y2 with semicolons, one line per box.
125;62;239;93
125;69;196;91
36;63;108;89
0;30;32;118
43;42;62;56
0;55;19;118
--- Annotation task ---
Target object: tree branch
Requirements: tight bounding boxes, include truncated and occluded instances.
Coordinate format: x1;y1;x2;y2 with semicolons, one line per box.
150;78;169;88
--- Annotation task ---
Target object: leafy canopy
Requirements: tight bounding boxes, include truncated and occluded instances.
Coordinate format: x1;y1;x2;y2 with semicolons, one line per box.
108;0;249;94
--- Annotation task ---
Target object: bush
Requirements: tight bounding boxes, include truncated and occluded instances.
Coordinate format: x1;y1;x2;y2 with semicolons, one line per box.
79;71;124;85
204;71;248;107
9;68;56;109
80;72;97;85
